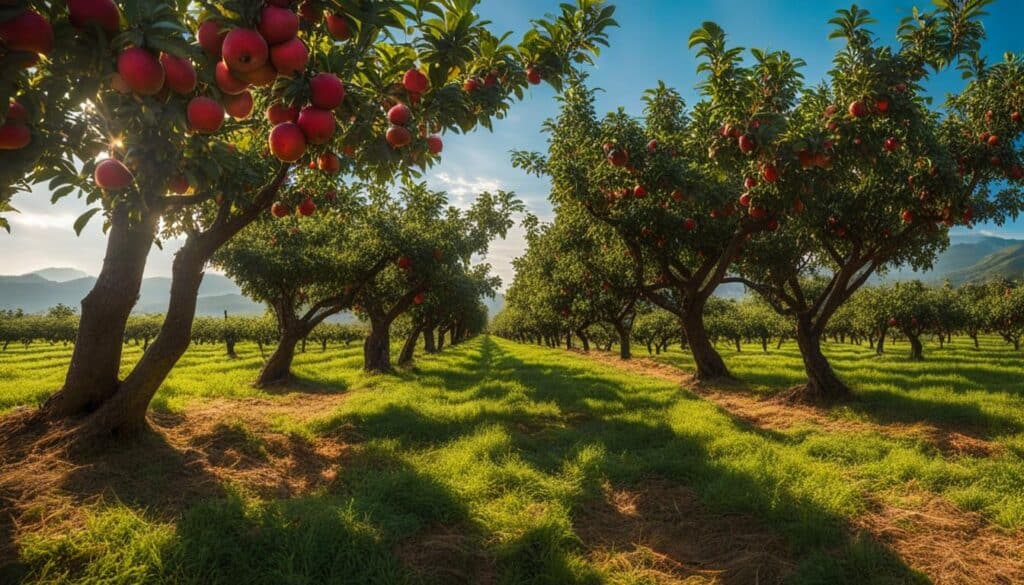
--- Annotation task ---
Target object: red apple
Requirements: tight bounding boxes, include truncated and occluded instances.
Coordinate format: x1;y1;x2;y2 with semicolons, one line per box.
258;5;298;45
239;62;277;87
463;77;480;92
388;103;412;126
117;47;164;96
403;68;429;94
607;149;628;167
682;218;697;231
766;219;779;231
426;134;443;154
270;37;308;76
5;101;28;124
0;11;53;54
901;209;914;223
889;318;898;327
269;122;306;162
875;98;889;113
318;152;340;174
221;28;268;73
1012;111;1022;124
68;0;120;34
298;197;316;216
198;20;225;57
738;192;751;207
187;97;225;133
413;293;426;306
738;134;755;153
526;67;541;85
0;123;30;150
215;61;249;95
386;125;412;148
297;107;335;144
168;174;190;194
987;134;999;147
94;159;133;190
223;91;254;120
632;185;647;199
325;13;351;40
647;139;658;153
749;205;767;219
160;53;196;94
824;104;838;117
309;73;345;109
744;176;757;190
266;103;299;124
848;100;867;118
883;137;900;152
397;256;412;270
271;202;290;218
671;190;684;201
762;164;779;183
894;83;907;94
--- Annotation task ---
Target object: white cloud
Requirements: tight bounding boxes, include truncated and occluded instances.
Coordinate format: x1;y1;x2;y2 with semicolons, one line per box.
429;172;503;204
8;211;79;230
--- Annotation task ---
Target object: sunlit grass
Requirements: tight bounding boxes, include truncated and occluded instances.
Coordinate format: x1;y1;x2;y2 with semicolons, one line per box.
3;335;1022;583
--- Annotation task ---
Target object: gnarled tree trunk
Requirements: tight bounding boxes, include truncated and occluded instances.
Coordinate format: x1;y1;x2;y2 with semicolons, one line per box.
364;317;392;373
256;324;305;387
42;207;158;418
793;318;852;402
576;329;589;352
613;321;631;359
398;325;421;366
680;308;729;380
907;334;924;361
423;324;437;353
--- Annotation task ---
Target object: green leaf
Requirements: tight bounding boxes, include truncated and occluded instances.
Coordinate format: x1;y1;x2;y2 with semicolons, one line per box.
73;208;101;236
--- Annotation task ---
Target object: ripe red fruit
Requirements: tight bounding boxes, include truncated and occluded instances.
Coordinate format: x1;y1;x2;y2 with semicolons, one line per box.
298;197;316;216
633;185;647;198
403;68;429;94
848;100;867;118
1013;111;1022;124
883;137;900;152
68;0;120;34
239;63;277;87
875;98;889;113
894;83;907;94
94;159;133;190
647;139;658;153
671;190;684;201
318;152;340;174
749;206;767;219
325;13;351;40
168;175;190;194
270;37;308;75
271;202;290;218
0;123;30;150
388;103;412;126
215;61;249;95
738;192;751;207
198;20;224;57
987;134;999;147
269;122;307;162
744;176;757;190
766;219;779;231
159;53;196;94
397;256;412;270
738;135;755;153
266;103;299;124
682;218;697;231
117;47;165;96
309;73;345;110
413;293;426;305
386;125;413;149
221;28;268;73
901;209;914;223
297;107;336;144
426;134;443;154
484;72;498;86
187;97;225;133
763;165;779;183
889;318;898;327
607;149;628;167
0;11;53;54
526;67;541;85
463;77;480;92
825;104;838;117
258;5;299;45
985;110;994;122
223;91;253;120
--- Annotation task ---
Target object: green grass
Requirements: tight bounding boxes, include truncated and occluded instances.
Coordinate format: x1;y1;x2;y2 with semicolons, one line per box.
2;335;1022;583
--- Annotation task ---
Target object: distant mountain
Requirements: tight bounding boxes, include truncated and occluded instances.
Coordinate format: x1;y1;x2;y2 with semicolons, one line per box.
876;235;1024;284
944;243;1024;284
29;267;90;282
0;270;267;316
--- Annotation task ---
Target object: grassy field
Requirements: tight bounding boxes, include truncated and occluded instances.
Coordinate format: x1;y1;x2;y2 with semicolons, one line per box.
1;335;1022;584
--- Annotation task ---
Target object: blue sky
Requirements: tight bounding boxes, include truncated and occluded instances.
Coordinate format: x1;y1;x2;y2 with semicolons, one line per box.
3;0;1023;287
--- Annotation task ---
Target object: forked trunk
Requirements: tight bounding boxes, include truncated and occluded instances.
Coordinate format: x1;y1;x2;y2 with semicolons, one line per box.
43;208;158;418
256;329;303;387
680;309;729;380
908;334;924;361
793;319;852;402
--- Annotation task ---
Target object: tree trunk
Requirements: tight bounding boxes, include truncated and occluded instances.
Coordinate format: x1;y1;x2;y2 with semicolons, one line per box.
970;333;979;349
424;325;437;353
42;208;158;418
793;319;852;402
680;309;730;380
565;333;573;349
761;338;768;353
77;241;208;437
613;322;631;359
876;328;887;355
907;334;924;361
734;338;741;353
398;325;421;366
646;341;652;355
257;330;302;387
577;329;589;352
364;318;392;373
438;329;447;352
